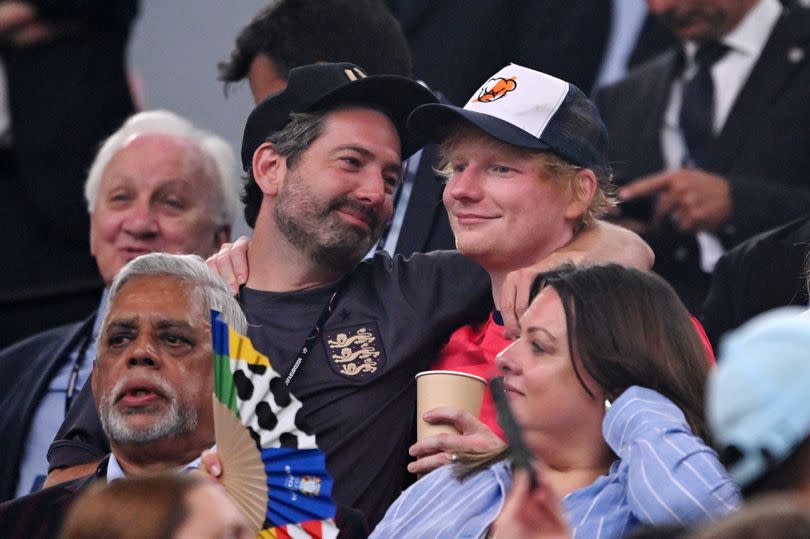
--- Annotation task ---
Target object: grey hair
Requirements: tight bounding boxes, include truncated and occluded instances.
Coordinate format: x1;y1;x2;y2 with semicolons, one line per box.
242;110;328;228
99;253;247;353
84;110;239;228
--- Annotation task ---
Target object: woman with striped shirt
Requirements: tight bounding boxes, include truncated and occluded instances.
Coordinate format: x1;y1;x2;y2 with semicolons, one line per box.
372;264;740;538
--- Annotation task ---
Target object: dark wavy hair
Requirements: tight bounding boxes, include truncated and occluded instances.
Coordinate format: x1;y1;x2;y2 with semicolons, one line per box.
532;263;710;439
458;263;711;478
219;0;411;91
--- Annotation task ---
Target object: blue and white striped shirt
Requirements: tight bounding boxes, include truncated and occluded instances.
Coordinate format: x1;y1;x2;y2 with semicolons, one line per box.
371;386;740;539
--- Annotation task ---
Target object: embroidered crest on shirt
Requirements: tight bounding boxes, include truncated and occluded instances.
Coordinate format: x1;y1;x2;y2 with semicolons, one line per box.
323;323;385;379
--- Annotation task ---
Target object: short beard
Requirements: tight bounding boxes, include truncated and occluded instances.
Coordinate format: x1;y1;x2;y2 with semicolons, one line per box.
274;171;382;271
98;375;199;445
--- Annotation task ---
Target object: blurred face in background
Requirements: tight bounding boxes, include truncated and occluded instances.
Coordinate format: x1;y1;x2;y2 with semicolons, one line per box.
90;134;228;285
248;53;288;102
174;482;253;539
645;0;758;42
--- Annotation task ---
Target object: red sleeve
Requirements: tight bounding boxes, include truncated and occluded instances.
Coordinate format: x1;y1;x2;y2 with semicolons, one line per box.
690;316;716;365
433;324;493;378
432;321;505;440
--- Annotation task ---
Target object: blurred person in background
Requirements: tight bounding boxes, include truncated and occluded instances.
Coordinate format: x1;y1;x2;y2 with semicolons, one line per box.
707;307;810;499
700;214;810;348
0;0;139;345
61;474;252;539
385;0;611;104
597;0;810;312
687;495;810;539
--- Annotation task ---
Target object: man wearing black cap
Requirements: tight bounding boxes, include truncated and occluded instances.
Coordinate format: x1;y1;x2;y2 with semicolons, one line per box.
227;63;494;528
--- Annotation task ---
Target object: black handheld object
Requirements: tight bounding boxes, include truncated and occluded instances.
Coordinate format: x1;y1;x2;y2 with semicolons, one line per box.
490;377;538;490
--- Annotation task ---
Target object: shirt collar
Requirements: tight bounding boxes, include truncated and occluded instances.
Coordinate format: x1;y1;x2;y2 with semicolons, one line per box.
106;451;204;483
723;0;782;56
683;0;782;60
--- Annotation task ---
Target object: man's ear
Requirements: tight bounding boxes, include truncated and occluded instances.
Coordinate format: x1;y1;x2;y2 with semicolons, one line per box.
252;141;287;197
564;168;598;221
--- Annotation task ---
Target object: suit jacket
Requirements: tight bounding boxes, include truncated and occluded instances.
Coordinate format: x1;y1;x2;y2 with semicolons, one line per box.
701;215;810;349
0;458;105;539
0;0;136;346
394;144;455;255
0;315;95;502
387;0;611;105
595;6;810;310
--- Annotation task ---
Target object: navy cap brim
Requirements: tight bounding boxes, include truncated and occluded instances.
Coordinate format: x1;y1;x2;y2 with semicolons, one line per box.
407;103;554;153
242;74;436;169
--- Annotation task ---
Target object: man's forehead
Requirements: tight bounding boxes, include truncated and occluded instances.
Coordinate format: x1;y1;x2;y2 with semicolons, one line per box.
106;276;203;325
100;133;214;196
319;107;402;156
104;315;199;331
443;126;536;160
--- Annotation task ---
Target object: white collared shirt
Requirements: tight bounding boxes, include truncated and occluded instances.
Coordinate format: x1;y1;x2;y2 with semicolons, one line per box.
106;452;203;483
594;0;649;90
661;0;782;273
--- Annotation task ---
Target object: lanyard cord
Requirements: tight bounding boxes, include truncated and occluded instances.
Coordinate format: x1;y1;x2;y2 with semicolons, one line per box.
284;281;343;387
65;329;93;415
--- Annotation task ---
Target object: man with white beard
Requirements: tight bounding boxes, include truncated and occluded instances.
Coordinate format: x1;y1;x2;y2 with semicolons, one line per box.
0;253;246;539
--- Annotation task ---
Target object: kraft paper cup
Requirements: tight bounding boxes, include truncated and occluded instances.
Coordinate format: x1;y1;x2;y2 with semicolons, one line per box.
415;370;487;441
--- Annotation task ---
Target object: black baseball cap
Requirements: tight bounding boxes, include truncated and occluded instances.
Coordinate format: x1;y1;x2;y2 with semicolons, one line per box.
241;62;437;169
408;64;608;169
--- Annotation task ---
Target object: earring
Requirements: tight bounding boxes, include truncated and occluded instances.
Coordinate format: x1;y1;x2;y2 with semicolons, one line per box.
604;398;612;411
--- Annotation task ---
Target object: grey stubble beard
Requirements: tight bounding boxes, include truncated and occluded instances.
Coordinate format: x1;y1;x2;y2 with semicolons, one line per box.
98;374;199;445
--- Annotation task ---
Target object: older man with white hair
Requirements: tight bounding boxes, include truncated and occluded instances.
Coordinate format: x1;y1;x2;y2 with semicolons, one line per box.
0;110;237;501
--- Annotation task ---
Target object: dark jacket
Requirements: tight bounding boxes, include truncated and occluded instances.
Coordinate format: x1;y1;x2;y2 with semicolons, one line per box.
701;215;810;349
596;6;810;310
0;0;136;345
388;0;611;104
0;315;95;502
394;143;455;255
0;458;105;539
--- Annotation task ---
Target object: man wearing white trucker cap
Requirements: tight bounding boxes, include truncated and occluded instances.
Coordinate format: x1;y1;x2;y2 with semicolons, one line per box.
708;307;810;498
405;64;715;474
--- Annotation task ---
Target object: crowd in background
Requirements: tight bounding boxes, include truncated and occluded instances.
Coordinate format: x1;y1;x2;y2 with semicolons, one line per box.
0;0;809;537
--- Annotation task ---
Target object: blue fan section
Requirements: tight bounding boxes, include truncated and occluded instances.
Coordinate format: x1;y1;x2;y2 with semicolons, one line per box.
261;448;336;527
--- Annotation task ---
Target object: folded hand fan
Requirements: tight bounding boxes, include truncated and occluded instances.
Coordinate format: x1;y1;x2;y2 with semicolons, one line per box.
211;311;339;539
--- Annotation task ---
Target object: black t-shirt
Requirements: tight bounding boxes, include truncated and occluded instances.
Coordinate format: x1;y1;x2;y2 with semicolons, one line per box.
48;250;491;529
